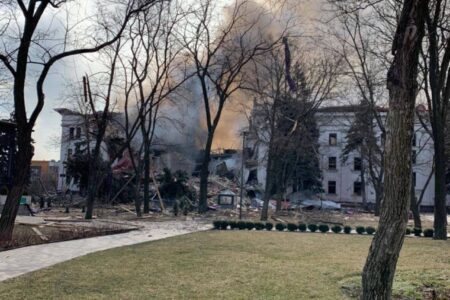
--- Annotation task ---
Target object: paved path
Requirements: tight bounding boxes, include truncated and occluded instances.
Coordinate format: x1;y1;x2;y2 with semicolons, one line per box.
0;220;211;282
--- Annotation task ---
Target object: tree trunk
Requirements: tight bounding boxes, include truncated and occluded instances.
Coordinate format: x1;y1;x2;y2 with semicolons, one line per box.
85;162;98;220
198;132;214;213
0;131;34;245
261;146;275;221
433;135;447;239
143;139;151;214
410;195;422;229
361;1;426;298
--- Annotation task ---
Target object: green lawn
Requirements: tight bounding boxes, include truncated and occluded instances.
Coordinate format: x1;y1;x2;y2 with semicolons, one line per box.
1;231;449;299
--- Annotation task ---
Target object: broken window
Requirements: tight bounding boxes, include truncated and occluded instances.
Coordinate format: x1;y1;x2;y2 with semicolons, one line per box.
329;133;337;146
246;169;258;184
69;127;74;140
328;157;337;170
354;157;362;171
328;181;336;194
353;181;362;195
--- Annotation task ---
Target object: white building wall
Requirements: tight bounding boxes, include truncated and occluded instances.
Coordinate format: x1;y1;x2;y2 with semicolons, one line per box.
245;109;444;208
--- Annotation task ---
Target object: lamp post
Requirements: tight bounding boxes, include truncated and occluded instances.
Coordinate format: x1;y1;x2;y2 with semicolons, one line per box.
239;131;247;220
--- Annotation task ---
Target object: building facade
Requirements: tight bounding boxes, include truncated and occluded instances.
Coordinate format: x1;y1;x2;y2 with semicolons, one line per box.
244;105;447;209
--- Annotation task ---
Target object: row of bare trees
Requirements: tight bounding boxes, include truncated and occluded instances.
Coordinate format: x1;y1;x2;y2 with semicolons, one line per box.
0;0;293;243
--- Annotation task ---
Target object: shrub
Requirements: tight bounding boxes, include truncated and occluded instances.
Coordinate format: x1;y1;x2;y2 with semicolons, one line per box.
423;228;434;238
265;222;273;231
173;201;179;216
405;228;411;235
237;221;247;230
298;223;307;232
318;224;330;233
287;223;298;232
213;220;222;230
220;220;229;230
343;226;352;234
254;222;265;230
307;224;318;232
275;223;286;231
331;225;342;233
228;221;237;230
366;226;376;235
356;226;366;234
245;222;255;230
413;228;422;237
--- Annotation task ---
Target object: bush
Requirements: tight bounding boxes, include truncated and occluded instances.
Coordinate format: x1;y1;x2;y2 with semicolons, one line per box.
245;222;255;230
423;228;434;238
307;224;318;232
298;223;307;232
318;224;330;233
228;221;237;230
356;226;366;234
366;226;376;235
254;222;265;231
287;223;298;232
213;220;222;230
331;225;342;233
343;226;352;234
265;222;273;231
275;223;286;231
413;228;422;237
405;228;411;235
220;220;229;230
237;221;247;230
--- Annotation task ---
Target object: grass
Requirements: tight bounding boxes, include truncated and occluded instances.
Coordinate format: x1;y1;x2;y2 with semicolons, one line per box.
0;231;449;299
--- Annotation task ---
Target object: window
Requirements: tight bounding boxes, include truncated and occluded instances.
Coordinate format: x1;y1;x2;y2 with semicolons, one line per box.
353;181;362;195
67;149;73;158
354;157;362;171
412;133;417;147
329;133;337;146
69;127;74;140
76;127;81;139
328;181;336;194
328;157;337;170
412;150;416;165
75;144;81;154
412;172;416;187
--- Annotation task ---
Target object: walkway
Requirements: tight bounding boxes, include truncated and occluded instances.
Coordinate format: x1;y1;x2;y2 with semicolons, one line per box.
0;220;211;282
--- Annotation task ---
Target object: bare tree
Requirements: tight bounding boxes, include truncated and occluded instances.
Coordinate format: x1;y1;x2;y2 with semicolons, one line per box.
182;0;286;213
0;0;162;244
243;38;341;220
120;1;189;214
419;0;450;240
361;0;428;298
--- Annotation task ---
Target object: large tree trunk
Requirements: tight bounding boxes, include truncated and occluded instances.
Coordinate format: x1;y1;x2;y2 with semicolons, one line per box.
198;132;214;213
361;1;427;299
0;131;34;245
433;133;447;239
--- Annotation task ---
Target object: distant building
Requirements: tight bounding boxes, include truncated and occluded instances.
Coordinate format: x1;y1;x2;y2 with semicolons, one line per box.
55;108;124;192
244;105;448;209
